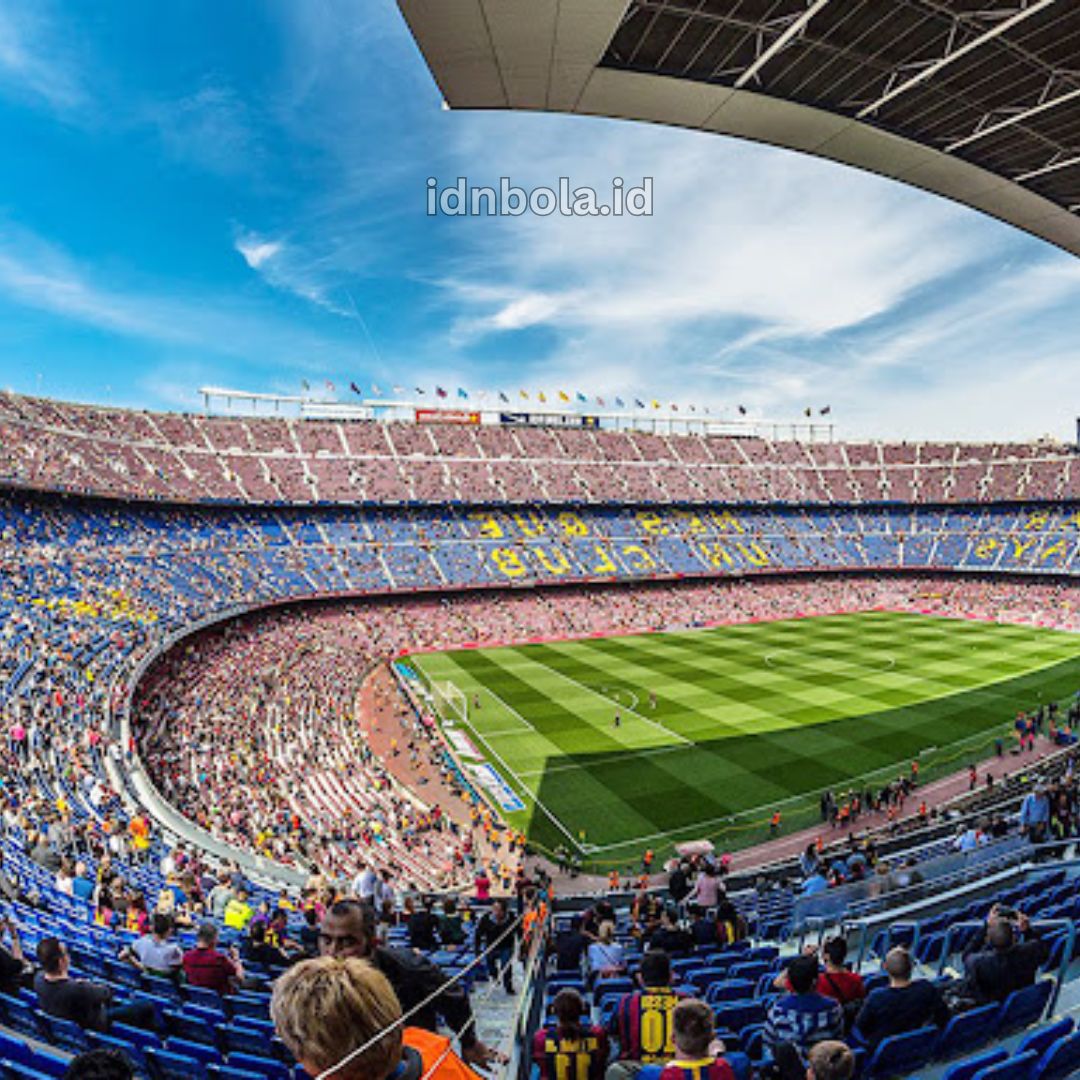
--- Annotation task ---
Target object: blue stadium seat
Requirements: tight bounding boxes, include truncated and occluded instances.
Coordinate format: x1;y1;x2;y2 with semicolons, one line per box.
1017;1016;1075;1060
941;1048;1008;1080
1031;1032;1080;1080
995;980;1053;1036
166;1037;224;1068
146;1048;206;1080
864;1027;938;1079
23;1051;68;1080
935;1004;1000;1060
712;1000;766;1033
227;1052;292;1079
39;1015;89;1055
971;1049;1038;1080
1;1064;57;1080
705;979;756;1004
86;1032;146;1073
0;1038;30;1070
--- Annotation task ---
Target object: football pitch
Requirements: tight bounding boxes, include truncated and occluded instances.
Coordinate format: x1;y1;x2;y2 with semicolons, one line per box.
410;612;1080;868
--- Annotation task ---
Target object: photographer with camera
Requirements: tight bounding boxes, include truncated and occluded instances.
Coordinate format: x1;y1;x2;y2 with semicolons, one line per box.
963;905;1050;1006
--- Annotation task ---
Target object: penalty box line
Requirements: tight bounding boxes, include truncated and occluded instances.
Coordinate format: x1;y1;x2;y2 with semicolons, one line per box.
517;651;692;746
452;682;586;856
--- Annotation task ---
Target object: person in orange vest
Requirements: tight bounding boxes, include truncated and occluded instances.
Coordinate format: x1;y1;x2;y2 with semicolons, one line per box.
642;849;654;873
609;869;621;892
770;810;781;837
272;955;485;1080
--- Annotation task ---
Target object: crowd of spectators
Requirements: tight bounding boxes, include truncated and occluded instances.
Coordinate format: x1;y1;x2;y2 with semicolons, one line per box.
0;391;1074;506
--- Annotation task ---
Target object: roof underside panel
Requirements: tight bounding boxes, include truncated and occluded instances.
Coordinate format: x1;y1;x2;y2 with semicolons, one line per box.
397;0;1080;255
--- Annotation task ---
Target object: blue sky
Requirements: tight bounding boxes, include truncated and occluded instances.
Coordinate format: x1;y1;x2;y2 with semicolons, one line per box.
0;0;1077;441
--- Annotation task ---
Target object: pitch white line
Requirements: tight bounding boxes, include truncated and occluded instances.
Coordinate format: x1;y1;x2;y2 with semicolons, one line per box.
457;709;584;854
517;742;689;778
518;652;693;746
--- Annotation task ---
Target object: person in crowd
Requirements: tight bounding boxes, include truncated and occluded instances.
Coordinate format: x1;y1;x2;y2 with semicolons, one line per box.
318;899;500;1069
607;950;686;1079
243;920;292;969
439;897;467;949
408;896;441;952
964;906;1050;1004
271;955;482;1080
667;861;691;906
807;1041;855;1080
1019;785;1051;844
688;864;722;910
119;913;182;980
474;898;518;994
0;916;30;994
774;940;865;1023
34;938;156;1033
64;1049;136;1080
852;947;949;1049
298;908;321;957
552;915;590;972
764;955;844;1058
224;887;254;930
650;998;736;1080
648;908;693;957
533;988;609;1080
587;921;627;983
182;921;245;995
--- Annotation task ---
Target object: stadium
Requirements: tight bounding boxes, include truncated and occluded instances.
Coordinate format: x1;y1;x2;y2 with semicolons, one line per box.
1;3;1080;1080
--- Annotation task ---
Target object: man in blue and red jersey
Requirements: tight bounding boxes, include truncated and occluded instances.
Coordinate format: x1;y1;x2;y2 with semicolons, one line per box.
637;999;736;1080
533;988;609;1080
607;950;686;1080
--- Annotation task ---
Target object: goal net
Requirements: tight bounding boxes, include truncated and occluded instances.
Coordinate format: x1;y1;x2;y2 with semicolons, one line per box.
431;680;468;725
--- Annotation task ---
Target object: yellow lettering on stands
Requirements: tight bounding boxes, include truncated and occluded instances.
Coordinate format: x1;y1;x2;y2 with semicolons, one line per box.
533;546;572;575
491;548;527;577
469;513;504;539
588;544;618;574
621;544;656;571
736;541;770;567
635;511;670;536
512;511;546;537
556;511;589;537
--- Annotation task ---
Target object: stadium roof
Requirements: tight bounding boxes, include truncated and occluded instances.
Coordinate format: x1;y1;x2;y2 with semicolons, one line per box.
397;0;1080;257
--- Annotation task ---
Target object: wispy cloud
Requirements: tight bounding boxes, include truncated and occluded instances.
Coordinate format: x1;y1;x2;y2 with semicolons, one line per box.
0;1;84;113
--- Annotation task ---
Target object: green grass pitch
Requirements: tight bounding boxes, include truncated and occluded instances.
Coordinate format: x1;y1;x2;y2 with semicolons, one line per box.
411;612;1080;868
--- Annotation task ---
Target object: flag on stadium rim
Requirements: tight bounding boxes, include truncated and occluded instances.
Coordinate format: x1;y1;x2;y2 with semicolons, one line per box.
538;391;547;402
520;389;529;399
576;392;587;403
301;379;310;391
634;398;645;408
392;385;405;395
499;391;509;402
820;405;832;415
325;380;335;392
436;386;448;398
457;387;468;399
349;381;362;396
370;383;383;396
651;399;660;409
415;386;425;395
615;397;625;408
558;390;570;402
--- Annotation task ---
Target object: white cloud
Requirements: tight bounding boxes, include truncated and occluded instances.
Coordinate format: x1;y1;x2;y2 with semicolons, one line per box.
236;234;283;270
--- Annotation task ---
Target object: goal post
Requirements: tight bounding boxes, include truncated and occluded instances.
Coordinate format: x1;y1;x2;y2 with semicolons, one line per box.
431;680;468;726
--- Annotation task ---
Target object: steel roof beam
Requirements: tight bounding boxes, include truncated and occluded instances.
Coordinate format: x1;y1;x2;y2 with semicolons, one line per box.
856;0;1060;119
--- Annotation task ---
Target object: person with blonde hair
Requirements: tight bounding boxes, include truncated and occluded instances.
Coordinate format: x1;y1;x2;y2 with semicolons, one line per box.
587;921;626;981
271;956;482;1080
